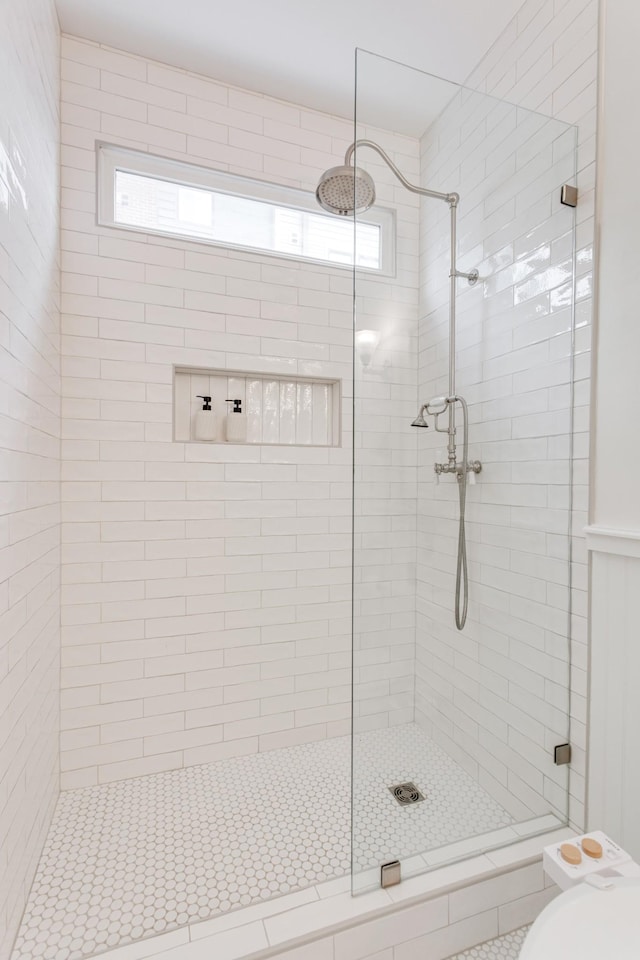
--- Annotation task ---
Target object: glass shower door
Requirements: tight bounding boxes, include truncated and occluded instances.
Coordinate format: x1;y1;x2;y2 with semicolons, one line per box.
351;49;577;892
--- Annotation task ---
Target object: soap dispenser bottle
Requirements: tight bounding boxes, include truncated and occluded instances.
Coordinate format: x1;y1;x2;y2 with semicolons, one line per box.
225;399;247;443
194;395;217;441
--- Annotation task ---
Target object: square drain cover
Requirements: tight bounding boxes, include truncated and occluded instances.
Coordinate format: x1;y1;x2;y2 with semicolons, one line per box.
388;782;425;805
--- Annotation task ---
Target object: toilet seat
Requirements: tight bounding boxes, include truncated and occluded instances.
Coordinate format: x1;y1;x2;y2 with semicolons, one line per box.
520;876;640;959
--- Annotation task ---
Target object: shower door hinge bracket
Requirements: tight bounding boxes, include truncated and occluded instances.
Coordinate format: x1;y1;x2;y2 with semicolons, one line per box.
560;184;578;208
554;743;572;765
380;860;401;888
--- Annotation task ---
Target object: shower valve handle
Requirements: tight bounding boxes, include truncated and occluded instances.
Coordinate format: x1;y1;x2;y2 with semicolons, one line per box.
434;459;482;478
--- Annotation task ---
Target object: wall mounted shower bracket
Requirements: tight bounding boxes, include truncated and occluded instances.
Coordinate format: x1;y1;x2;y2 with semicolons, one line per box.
451;267;479;286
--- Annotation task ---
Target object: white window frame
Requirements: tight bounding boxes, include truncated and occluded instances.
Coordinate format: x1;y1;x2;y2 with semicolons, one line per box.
96;142;396;276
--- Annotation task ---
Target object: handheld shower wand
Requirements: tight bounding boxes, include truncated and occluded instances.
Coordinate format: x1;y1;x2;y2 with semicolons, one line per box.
417;396;481;630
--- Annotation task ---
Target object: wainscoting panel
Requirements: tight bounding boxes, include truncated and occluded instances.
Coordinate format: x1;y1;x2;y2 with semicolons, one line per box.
586;526;640;860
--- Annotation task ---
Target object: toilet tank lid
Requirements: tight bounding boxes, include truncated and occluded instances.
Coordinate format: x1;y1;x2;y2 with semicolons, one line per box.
520;877;640;960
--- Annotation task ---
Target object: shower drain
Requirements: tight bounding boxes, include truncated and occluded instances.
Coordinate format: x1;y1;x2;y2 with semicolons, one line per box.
388;782;425;805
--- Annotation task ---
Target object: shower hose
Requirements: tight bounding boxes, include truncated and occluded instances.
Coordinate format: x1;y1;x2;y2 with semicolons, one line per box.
453;395;469;631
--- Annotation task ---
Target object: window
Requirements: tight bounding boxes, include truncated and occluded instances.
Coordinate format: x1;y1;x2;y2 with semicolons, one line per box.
97;143;395;274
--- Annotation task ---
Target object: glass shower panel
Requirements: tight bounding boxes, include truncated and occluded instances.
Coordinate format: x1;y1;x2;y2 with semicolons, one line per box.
352;49;577;893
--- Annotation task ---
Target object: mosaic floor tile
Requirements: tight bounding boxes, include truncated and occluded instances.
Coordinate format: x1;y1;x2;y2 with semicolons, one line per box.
352;724;514;874
448;925;531;959
12;724;514;960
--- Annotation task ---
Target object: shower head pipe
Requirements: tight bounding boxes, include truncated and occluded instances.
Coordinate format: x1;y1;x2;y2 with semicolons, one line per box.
326;140;479;462
344;140;458;206
321;140;481;632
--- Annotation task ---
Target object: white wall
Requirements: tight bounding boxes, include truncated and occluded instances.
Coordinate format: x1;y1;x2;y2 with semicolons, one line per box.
415;0;597;828
59;35;420;787
587;0;640;861
0;1;61;956
592;0;640;531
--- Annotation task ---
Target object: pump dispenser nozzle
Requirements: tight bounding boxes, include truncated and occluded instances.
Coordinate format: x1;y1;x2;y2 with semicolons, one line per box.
224;399;247;442
194;396;216;440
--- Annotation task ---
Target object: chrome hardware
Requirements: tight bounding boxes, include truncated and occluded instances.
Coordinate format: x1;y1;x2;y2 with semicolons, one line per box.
554;743;572;765
451;267;480;286
425;396;448;417
561;184;578;208
380;860;402;888
318;141;482;633
410;405;429;428
434;459;482;480
426;396;457;464
388;782;425;805
421;395;480;630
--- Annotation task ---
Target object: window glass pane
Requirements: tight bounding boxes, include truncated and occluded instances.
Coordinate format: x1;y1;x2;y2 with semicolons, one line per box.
114;169;381;269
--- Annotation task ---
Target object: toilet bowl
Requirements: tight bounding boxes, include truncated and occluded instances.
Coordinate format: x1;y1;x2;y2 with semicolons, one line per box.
520;867;640;958
520;832;640;958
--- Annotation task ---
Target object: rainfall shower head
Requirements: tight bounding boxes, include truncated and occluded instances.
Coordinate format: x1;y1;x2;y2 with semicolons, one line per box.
315;164;376;216
316;139;456;219
411;405;429;428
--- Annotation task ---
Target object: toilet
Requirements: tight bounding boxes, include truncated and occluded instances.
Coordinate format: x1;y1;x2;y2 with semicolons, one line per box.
520;832;640;959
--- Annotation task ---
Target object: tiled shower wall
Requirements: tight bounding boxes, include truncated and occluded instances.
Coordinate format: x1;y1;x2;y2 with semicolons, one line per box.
59;35;419;787
0;0;60;956
416;94;576;823
415;0;596;827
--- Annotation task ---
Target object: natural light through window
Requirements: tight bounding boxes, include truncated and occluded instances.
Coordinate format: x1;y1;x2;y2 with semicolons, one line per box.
98;145;394;274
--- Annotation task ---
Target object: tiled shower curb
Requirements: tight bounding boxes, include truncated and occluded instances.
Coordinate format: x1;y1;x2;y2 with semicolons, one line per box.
101;829;568;960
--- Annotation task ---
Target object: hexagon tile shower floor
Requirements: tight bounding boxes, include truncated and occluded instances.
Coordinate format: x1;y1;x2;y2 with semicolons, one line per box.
12;725;514;960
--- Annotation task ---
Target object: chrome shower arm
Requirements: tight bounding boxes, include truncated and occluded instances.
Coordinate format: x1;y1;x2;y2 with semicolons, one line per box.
344;140;457;204
429;401;454;436
344;139;478;464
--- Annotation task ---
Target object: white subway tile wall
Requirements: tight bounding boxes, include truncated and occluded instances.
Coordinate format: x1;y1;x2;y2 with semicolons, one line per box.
0;1;60;957
415;0;596;829
59;35;420;787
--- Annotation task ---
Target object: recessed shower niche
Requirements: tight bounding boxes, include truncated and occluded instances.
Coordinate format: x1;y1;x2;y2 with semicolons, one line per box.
173;366;342;446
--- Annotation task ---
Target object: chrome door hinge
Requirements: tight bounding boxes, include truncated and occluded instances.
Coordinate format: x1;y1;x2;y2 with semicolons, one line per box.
560;184;578;207
380;860;401;888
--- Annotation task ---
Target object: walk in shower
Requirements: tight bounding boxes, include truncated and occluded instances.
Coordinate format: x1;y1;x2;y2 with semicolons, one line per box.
351;50;576;893
10;45;577;960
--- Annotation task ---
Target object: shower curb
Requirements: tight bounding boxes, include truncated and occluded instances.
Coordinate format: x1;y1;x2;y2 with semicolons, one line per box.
100;828;569;960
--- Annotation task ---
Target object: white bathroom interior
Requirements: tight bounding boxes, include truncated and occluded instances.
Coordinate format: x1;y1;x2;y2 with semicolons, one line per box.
1;0;639;959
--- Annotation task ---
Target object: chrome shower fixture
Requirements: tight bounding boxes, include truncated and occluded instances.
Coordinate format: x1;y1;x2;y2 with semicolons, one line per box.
318;140;482;631
411;405;429;428
425;396;448;415
417;395;482;631
315;139;479;286
411;398;450;428
418;396;482;479
434;458;482;478
316;164;376;216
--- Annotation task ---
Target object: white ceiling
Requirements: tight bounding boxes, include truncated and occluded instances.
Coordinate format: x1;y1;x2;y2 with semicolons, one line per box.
55;0;525;136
